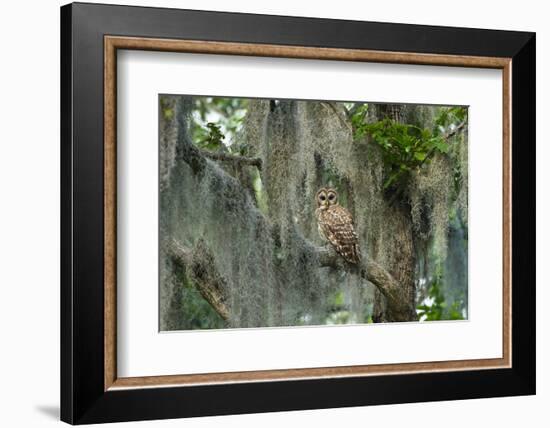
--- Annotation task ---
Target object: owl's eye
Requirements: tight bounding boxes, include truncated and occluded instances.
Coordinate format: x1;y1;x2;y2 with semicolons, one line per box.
319;195;326;201
328;194;335;200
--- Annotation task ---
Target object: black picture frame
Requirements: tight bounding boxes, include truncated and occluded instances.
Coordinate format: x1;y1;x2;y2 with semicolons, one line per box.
61;2;535;424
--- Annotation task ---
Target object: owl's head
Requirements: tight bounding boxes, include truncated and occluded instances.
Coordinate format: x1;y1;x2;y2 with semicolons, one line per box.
316;187;338;209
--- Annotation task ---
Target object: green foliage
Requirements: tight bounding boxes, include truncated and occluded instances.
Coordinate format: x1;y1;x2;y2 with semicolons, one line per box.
351;105;467;190
361;119;449;188
417;275;464;321
190;97;248;153
350;103;370;134
434;106;467;135
195;122;226;151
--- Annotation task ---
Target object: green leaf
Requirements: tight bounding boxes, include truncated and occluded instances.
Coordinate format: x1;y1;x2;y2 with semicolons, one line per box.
434;140;450;153
414;152;427;161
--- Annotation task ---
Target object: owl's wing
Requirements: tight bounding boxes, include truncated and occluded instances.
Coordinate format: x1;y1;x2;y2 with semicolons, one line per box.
320;206;361;264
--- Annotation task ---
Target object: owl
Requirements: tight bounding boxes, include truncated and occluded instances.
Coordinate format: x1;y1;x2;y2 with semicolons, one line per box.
315;187;361;264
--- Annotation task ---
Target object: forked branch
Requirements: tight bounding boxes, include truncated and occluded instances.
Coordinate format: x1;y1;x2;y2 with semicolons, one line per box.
167;238;230;321
200;149;263;170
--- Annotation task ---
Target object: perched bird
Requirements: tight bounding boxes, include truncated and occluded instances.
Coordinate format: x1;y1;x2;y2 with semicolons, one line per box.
315;187;361;264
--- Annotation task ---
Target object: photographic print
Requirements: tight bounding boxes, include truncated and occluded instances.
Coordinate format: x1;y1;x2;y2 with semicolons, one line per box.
159;95;468;331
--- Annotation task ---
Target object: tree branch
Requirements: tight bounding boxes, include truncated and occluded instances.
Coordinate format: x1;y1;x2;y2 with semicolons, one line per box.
314;245;410;321
444;120;466;140
321;102;353;133
167;236;409;323
167;238;230;321
416;120;468;171
200;149;263;171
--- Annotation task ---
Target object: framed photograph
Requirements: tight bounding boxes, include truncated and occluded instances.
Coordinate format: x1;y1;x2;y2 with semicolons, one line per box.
61;2;535;424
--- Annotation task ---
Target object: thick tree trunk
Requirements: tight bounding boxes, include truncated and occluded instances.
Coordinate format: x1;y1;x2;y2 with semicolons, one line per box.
372;104;417;322
372;204;416;322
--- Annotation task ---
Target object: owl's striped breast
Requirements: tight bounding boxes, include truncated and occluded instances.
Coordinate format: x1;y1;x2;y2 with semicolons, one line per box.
316;204;360;264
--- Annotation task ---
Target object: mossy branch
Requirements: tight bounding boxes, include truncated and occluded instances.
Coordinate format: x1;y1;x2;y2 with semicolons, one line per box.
199;149;263;171
167;238;230;321
167;236;409;323
315;246;411;321
321;102;352;133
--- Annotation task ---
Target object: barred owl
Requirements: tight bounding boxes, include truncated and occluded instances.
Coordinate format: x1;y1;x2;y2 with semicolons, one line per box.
315;187;360;264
